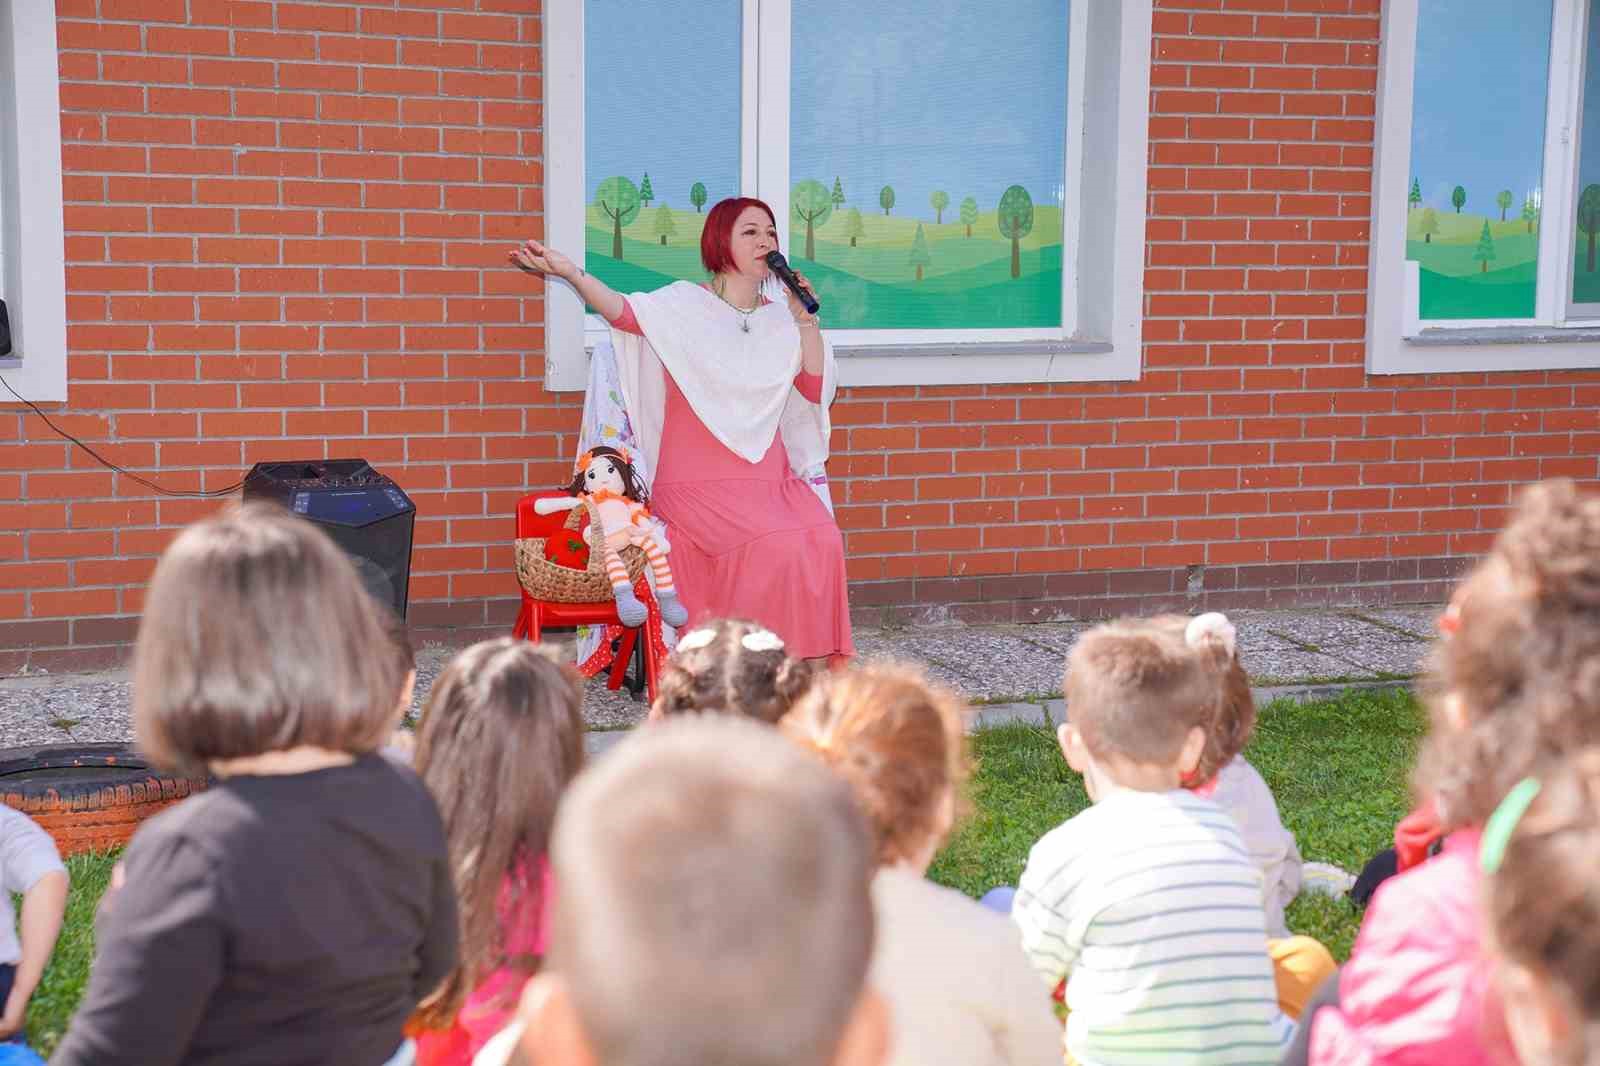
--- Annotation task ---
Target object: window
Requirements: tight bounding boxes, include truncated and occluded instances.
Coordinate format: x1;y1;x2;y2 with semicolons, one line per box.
543;0;1152;390
1368;0;1600;373
0;0;67;402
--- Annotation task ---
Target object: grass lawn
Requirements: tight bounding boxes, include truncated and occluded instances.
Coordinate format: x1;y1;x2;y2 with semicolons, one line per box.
21;687;1426;1054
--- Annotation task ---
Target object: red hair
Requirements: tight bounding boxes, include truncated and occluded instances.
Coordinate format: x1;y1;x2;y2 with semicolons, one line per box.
701;197;777;275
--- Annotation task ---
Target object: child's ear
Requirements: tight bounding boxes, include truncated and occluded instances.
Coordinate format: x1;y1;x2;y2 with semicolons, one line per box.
1057;723;1089;774
1497;959;1567;1065
1177;725;1207;779
1443;691;1469;732
833;986;892;1066
517;974;599;1066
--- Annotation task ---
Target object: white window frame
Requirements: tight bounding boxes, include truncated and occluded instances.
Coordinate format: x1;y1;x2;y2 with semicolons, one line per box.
0;0;66;403
1368;0;1600;374
543;0;1151;390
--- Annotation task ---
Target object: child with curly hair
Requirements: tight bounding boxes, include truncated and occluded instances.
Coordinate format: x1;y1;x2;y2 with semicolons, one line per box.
1298;479;1600;1066
649;617;814;724
1482;749;1600;1066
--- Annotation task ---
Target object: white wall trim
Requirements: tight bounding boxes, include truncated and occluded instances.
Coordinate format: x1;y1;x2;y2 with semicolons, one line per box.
0;0;67;403
541;0;1149;391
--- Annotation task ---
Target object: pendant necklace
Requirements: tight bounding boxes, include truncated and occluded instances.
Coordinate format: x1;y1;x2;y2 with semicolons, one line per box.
714;281;758;332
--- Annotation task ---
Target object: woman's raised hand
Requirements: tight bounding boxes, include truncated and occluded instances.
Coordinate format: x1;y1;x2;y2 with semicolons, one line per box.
785;270;819;321
508;238;576;281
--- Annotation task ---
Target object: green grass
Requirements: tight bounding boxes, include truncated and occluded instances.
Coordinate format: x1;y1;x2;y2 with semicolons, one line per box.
928;686;1428;962
22;850;118;1057
24;689;1424;1050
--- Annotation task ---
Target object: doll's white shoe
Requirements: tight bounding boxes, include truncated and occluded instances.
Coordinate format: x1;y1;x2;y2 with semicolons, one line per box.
656;589;689;627
1300;861;1357;898
613;586;648;627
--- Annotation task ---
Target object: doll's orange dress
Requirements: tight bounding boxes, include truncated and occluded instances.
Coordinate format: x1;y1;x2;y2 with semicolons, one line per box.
610;300;853;660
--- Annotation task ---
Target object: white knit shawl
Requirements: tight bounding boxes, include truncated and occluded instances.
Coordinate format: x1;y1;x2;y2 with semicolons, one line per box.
608;280;836;482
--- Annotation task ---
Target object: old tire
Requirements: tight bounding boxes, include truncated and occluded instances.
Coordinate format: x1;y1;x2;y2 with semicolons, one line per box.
0;743;208;856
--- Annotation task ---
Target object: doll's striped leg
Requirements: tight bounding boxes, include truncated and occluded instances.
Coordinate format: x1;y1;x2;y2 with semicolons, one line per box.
603;544;647;627
642;538;688;626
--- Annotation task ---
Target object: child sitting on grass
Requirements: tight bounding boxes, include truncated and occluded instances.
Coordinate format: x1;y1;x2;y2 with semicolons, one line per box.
0;806;67;1051
1013;617;1295;1065
480;715;890;1066
1296;478;1600;1066
783;664;1061;1066
52;504;457;1066
409;639;586;1065
1482;749;1600;1066
649;617;814;723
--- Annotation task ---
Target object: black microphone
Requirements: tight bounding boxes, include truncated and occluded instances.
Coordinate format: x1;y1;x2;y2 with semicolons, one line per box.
764;251;820;315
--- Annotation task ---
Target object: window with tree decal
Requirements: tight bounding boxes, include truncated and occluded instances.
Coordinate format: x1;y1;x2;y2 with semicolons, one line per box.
545;0;1152;388
1369;0;1600;372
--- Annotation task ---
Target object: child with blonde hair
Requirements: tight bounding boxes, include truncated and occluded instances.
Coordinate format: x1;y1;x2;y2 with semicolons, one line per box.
53;503;456;1066
1013;617;1295;1065
1482;750;1600;1066
649;617;814;723
783;664;1061;1066
1301;479;1600;1066
409;638;586;1065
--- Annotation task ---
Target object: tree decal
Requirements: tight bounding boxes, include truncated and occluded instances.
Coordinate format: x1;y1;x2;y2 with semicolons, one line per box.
1521;195;1539;234
879;185;895;215
959;196;978;237
1495;189;1513;221
651;203;676;246
1579;185;1600;273
791;179;834;260
1408;178;1421;211
997;184;1034;278
1472;220;1496;273
831;177;845;210
909;223;931;281
1418;207;1438;244
690;182;707;213
596;176;640;260
1451;185;1466;213
639;172;654;207
844;207;864;248
930;190;949;225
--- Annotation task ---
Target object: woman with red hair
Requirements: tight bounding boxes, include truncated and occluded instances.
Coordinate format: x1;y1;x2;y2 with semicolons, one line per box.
509;198;852;663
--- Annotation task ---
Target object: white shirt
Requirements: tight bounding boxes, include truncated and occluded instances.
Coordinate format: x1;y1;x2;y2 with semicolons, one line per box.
0;805;66;965
1203;756;1302;939
871;866;1062;1066
1013;789;1294;1066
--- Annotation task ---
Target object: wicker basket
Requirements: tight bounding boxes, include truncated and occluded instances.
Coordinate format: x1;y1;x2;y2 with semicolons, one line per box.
515;500;648;603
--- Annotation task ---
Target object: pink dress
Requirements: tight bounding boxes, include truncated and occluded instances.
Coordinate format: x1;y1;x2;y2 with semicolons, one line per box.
610;300;854;659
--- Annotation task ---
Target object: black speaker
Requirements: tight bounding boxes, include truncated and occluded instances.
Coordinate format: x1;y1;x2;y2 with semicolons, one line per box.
242;459;417;619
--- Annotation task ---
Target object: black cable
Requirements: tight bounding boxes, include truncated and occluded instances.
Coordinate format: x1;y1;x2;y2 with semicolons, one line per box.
0;370;248;498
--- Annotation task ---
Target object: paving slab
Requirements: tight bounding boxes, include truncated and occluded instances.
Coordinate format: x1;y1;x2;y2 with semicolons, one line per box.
899;630;1067;701
970;702;1050;730
1354;607;1442;642
1242;611;1426;678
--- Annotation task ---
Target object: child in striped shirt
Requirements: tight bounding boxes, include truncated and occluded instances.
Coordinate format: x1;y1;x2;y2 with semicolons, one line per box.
1012;617;1295;1066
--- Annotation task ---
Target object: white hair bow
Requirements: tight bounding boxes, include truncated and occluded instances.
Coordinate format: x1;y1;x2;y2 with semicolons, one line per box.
1185;612;1237;657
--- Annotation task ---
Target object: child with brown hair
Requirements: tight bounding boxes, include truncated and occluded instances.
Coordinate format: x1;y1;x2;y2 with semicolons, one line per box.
52;504;457;1066
1300;478;1600;1066
1480;751;1600;1066
782;664;1061;1066
487;715;890;1066
1012;617;1296;1065
649;617;814;723
409;638;586;1066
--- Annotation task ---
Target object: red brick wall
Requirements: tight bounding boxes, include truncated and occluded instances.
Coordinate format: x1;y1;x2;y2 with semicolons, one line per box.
3;0;1597;671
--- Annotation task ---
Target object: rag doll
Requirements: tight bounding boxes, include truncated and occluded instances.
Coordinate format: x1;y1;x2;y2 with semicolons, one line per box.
535;446;688;628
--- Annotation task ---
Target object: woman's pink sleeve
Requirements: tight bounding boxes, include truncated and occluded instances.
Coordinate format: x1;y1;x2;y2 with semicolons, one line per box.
794;369;824;404
607;299;644;335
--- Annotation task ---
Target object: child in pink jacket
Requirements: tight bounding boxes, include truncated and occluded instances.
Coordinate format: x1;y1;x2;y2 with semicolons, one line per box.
1299;479;1600;1066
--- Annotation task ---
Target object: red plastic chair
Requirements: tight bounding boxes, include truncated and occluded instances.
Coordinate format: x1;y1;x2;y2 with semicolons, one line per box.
511;490;662;703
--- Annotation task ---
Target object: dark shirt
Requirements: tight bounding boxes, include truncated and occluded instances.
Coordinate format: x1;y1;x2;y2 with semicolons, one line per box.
52;754;457;1066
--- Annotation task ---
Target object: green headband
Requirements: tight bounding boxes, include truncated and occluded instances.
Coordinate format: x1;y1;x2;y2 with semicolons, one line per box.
1480;777;1543;875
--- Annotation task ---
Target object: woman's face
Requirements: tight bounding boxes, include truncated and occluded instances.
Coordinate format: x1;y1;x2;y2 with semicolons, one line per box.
724;206;777;280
